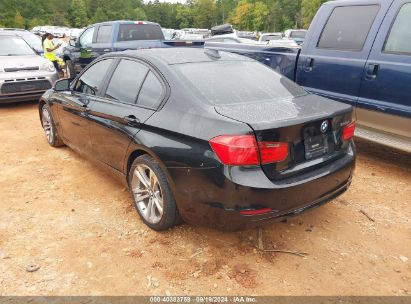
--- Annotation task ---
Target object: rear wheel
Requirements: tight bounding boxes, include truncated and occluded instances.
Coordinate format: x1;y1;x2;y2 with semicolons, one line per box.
41;104;64;147
128;155;179;231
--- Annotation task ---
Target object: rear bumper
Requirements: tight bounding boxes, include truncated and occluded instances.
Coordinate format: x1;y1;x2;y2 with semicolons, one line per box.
169;144;355;231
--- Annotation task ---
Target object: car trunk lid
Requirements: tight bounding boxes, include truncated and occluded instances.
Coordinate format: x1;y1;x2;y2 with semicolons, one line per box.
214;94;353;180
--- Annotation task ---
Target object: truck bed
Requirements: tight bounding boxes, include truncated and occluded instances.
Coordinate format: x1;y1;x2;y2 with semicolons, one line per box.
204;42;300;81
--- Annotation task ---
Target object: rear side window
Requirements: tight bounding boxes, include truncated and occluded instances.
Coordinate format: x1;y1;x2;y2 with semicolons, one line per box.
384;3;411;55
74;59;113;95
117;24;164;41
105;59;148;104
317;5;380;51
137;72;164;108
96;25;112;43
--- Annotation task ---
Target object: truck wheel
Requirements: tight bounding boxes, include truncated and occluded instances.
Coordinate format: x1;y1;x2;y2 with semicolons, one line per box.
128;155;180;231
65;60;75;78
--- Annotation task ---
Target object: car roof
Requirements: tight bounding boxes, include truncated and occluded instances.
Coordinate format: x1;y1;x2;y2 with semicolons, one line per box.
116;48;249;65
0;30;33;39
91;20;160;27
0;31;20;37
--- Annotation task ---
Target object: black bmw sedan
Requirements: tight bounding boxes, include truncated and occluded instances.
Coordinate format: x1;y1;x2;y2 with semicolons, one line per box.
39;48;356;231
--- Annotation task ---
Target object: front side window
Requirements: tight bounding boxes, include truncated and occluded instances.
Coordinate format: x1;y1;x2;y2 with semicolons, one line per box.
74;59;113;95
317;5;380;51
79;27;94;47
384;3;411;55
96;25;112;43
105;59;149;104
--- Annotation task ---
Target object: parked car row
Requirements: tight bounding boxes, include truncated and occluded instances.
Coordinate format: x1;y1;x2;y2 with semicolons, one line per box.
31;25;84;39
62;21;205;78
210;24;307;45
0;31;58;103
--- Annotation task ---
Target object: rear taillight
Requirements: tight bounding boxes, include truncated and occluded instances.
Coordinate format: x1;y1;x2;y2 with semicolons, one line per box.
209;135;289;166
342;122;356;141
258;142;289;164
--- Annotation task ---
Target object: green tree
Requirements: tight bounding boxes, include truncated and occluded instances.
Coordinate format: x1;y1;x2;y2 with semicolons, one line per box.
253;2;269;31
301;0;327;28
92;7;109;23
193;0;216;28
71;0;89;27
133;7;147;20
176;5;194;29
14;10;25;28
28;17;45;28
229;1;253;30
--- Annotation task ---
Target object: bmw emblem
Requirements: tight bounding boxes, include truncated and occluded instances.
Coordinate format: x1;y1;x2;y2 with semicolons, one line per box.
320;120;329;133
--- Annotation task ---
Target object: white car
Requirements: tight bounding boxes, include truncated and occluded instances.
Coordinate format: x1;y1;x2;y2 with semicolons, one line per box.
259;32;283;43
69;28;83;39
206;34;258;44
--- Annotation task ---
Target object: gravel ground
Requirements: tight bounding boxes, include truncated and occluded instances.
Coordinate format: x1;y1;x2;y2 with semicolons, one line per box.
0;101;410;296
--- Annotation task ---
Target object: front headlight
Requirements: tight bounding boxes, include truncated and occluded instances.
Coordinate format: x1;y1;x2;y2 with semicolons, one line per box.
41;62;56;72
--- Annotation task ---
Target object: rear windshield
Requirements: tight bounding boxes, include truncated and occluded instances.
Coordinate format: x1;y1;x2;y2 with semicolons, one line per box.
0;36;35;56
174;60;307;105
290;31;306;39
117;24;164;41
261;35;281;41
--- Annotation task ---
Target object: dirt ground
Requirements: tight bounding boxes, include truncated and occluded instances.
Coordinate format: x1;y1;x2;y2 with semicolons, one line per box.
0;101;410;296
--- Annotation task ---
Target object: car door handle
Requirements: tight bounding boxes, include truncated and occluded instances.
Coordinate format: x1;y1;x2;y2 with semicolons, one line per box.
123;115;140;127
365;63;379;81
79;97;90;109
303;57;314;72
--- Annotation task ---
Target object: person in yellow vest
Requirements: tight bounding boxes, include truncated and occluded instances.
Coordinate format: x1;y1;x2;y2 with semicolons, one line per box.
42;33;62;76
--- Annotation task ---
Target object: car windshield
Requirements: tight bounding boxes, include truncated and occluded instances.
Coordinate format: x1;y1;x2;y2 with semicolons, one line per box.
21;34;42;50
0;36;35;56
174;60;307;105
290;31;306;39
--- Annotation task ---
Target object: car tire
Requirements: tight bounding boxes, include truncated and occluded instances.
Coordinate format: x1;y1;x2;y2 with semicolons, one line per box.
128;155;180;231
41;103;64;147
65;60;75;79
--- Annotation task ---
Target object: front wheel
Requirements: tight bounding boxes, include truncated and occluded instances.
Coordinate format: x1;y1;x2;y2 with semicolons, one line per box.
128;155;179;231
41;104;64;147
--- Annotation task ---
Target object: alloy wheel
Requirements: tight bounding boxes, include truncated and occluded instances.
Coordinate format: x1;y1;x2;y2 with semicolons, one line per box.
41;108;53;144
131;164;164;224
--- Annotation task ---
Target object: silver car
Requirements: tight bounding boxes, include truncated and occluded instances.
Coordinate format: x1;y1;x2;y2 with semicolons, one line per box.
0;32;58;103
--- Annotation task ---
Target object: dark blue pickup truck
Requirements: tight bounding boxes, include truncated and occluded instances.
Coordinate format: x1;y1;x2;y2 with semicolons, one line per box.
207;0;411;153
63;20;204;77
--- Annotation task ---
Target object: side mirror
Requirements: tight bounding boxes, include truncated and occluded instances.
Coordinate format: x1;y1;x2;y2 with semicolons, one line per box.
69;38;77;47
54;78;70;92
